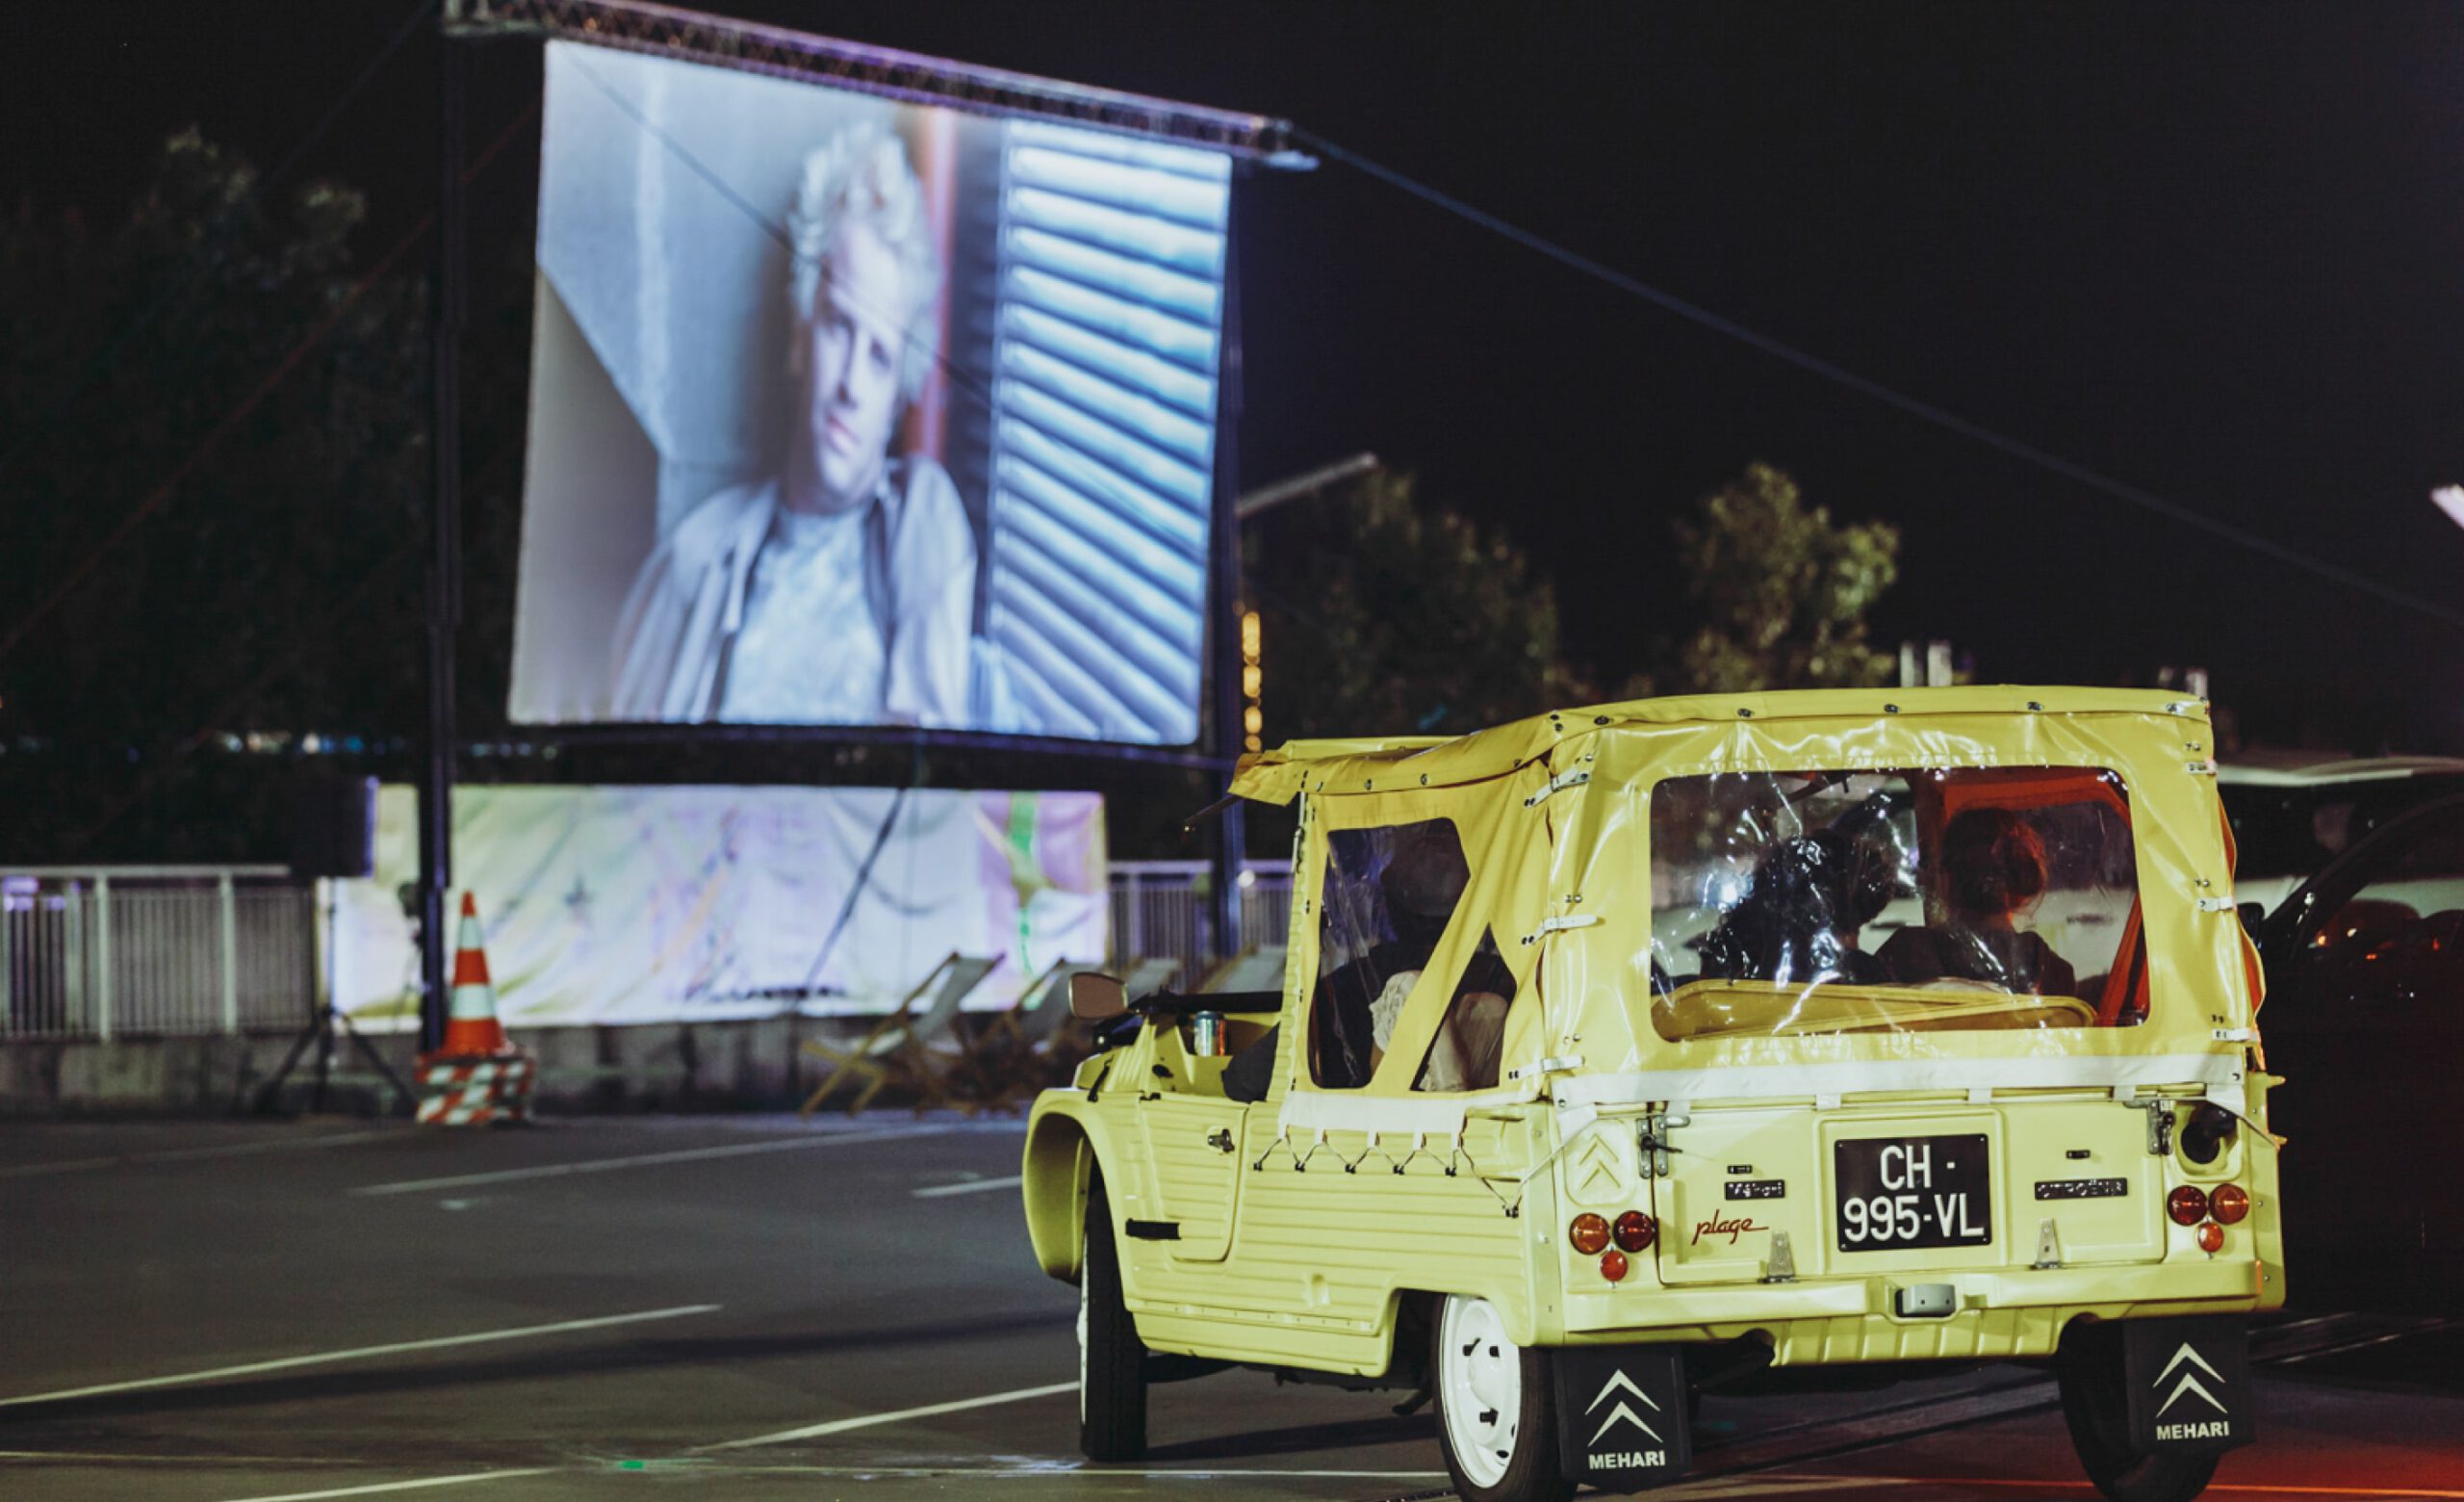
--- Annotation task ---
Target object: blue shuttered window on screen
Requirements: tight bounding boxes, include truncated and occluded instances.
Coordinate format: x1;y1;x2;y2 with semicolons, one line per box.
986;122;1230;744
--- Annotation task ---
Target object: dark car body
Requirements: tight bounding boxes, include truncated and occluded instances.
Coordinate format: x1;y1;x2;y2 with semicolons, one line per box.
2250;792;2464;1304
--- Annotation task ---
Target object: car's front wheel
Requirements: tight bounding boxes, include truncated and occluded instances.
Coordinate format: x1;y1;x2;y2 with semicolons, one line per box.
1430;1294;1574;1502
2057;1322;2220;1502
1078;1173;1146;1462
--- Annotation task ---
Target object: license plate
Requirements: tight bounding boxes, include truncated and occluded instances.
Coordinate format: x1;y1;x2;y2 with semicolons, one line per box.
1834;1134;1991;1251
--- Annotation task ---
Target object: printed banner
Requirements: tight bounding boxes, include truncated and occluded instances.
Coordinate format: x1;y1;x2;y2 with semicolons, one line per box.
333;784;1106;1024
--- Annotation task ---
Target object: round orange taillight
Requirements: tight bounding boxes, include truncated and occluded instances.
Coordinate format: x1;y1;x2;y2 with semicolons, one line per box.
2196;1222;2225;1255
1601;1249;1630;1282
2167;1185;2210;1227
2209;1184;2250;1225
1612;1211;1657;1253
1569;1213;1611;1255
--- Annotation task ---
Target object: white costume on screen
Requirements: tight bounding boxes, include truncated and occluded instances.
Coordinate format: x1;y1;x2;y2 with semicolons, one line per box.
724;503;885;724
606;457;974;726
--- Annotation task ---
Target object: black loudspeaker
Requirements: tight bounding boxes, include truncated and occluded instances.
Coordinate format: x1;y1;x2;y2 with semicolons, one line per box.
290;772;378;879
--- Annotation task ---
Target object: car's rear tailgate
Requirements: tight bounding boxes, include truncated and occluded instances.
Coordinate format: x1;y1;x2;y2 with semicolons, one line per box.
1650;1095;2163;1284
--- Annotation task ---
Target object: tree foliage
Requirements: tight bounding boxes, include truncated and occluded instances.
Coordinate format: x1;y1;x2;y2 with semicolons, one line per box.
1245;468;1584;742
1642;461;1901;696
0;129;434;747
0;130;452;855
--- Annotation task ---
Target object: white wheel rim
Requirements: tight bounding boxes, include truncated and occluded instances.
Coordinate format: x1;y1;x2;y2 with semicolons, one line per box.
1439;1296;1521;1489
1077;1260;1091;1423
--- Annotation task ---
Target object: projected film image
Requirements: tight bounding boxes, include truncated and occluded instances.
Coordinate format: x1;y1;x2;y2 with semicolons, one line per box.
507;41;1232;742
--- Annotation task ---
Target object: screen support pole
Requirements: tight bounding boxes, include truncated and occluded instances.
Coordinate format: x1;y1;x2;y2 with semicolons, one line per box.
418;33;469;1056
1206;191;1246;965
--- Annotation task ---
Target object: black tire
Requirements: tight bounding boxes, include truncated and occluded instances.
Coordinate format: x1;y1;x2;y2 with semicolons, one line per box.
2057;1322;2220;1502
1078;1173;1147;1462
1429;1294;1575;1502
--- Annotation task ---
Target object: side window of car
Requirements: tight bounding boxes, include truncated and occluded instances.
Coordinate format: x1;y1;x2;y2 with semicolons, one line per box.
1310;817;1470;1089
1409;926;1516;1093
2306;812;2464;1006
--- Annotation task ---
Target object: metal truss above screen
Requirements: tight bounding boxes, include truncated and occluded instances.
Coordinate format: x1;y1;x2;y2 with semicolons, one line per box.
443;0;1309;165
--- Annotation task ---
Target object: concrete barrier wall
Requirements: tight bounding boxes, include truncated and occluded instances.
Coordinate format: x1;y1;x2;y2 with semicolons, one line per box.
0;1015;892;1118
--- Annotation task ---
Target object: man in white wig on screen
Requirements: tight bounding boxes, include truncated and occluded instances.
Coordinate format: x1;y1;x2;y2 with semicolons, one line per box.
609;122;976;725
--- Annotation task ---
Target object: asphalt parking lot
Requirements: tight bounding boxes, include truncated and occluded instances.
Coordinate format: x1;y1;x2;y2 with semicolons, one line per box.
4;1115;2462;1501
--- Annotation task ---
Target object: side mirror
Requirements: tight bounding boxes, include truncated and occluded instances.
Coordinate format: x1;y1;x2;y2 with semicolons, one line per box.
1069;972;1129;1021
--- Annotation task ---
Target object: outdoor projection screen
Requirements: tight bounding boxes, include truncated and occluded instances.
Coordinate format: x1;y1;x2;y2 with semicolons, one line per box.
506;39;1234;743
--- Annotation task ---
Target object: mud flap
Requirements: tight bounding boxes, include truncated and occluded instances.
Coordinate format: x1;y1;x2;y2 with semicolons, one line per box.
1551;1345;1692;1493
2121;1316;2255;1455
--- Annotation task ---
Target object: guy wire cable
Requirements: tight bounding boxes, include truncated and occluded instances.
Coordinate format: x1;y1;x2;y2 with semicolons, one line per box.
1292;126;2464;636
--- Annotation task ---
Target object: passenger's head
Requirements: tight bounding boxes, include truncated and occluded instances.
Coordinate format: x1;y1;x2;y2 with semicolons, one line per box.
1940;808;2050;921
1380;823;1469;951
785;124;942;509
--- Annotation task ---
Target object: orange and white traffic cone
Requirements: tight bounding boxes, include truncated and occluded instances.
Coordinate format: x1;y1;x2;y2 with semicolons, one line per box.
439;893;512;1058
415;893;534;1126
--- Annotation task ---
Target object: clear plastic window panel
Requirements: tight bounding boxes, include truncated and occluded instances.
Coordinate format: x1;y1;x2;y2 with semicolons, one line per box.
1648;767;2142;1042
1311;818;1469;1088
1410;926;1516;1094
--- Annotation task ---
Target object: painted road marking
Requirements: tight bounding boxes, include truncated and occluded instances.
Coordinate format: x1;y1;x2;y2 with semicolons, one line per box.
0;1305;720;1409
702;1380;1082;1451
912;1174;1023;1199
714;1465;1457;1482
0;1130;401;1180
214;1471;557;1502
348;1126;944;1196
1783;1476;2464;1499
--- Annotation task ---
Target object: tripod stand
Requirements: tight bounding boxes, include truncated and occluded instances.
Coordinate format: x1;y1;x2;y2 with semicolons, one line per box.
248;999;417;1116
244;881;417;1117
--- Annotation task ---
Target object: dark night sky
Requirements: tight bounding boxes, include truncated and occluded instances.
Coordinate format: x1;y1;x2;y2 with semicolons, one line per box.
8;1;2462;750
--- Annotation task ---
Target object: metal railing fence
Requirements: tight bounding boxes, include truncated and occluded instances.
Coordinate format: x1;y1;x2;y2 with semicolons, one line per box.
2;868;316;1042
1109;860;1293;991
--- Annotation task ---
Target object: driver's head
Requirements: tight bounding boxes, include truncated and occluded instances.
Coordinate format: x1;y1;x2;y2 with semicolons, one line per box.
785;124;942;510
1380;823;1469;951
1940;808;2050;919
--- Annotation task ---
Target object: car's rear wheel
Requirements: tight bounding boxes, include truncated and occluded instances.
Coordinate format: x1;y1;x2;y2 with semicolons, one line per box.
2057;1322;2220;1502
1078;1173;1146;1462
1430;1294;1574;1502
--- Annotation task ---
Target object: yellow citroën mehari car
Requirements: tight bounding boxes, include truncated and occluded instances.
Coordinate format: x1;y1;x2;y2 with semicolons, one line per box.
1022;686;2281;1501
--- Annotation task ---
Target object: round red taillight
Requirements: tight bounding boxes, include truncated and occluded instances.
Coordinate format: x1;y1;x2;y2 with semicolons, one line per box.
2196;1222;2225;1255
1612;1211;1657;1253
2167;1185;2210;1227
1601;1249;1630;1282
2209;1183;2250;1225
1569;1213;1611;1255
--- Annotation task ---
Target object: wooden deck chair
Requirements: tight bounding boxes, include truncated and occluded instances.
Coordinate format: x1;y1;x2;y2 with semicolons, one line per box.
799;952;997;1116
951;958;1099;1115
1035;955;1182;1097
1120;955;1181;1001
1193;944;1287;995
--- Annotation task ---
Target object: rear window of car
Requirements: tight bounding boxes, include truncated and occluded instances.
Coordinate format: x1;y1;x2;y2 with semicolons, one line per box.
1647;766;2143;1042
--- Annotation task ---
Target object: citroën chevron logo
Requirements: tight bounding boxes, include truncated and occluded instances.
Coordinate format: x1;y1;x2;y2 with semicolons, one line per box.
2153;1342;2229;1420
1586;1367;1664;1446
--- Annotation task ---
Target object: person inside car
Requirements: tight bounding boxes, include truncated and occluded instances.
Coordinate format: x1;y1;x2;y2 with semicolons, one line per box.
1877;807;2079;997
1696;827;1899;986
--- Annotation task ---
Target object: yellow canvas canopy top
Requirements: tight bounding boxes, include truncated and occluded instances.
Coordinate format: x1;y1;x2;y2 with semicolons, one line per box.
1232;686;2256;1110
